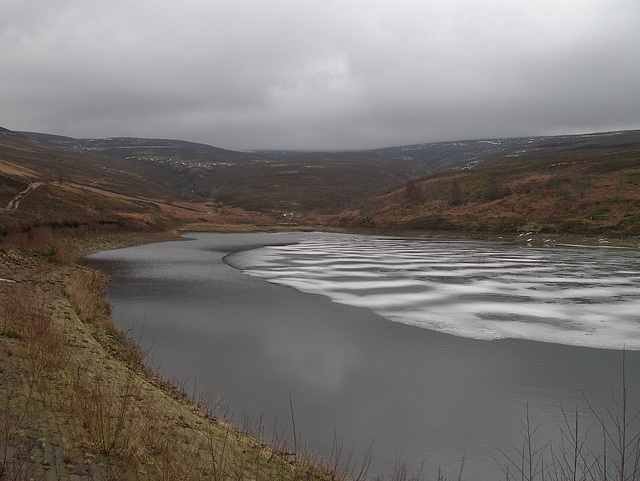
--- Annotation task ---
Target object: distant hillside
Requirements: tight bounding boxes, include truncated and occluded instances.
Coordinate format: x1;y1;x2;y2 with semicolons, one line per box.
332;131;640;235
20;132;271;167
251;132;640;214
482;130;640;165
8;127;640;236
18;132;432;214
222;137;561;212
257;137;544;172
19;133;425;213
0;128;276;235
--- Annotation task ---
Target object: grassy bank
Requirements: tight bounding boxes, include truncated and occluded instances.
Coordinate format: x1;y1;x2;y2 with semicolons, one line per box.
0;227;363;481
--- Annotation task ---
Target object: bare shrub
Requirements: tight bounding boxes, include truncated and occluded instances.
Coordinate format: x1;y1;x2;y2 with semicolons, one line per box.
3;226;52;253
487;176;507;201
449;181;463;206
70;366;147;457
405;180;423;203
0;377;35;481
65;269;112;326
48;241;77;264
0;284;70;378
494;353;640;481
0;284;31;336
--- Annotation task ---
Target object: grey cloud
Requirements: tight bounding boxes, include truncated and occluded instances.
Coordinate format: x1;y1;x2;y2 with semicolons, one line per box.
1;0;639;150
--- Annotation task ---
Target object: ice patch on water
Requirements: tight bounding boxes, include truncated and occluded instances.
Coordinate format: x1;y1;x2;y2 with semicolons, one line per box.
229;233;640;350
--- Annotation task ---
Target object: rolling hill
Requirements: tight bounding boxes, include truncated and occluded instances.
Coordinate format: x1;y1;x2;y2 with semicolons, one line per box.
17;131;566;214
0;129;276;235
332;130;640;236
4;126;640;237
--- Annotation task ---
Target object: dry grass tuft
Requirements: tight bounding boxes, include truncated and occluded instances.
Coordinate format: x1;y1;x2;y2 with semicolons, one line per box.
1;225;78;264
2;225;52;253
65;269;112;327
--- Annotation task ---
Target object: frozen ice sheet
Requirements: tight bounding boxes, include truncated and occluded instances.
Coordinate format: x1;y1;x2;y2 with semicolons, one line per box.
230;233;640;350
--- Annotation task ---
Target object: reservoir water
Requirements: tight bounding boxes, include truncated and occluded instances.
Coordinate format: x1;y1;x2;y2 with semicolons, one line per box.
87;232;640;480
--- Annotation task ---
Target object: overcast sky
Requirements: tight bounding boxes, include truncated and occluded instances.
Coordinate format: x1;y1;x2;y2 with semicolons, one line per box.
2;0;639;150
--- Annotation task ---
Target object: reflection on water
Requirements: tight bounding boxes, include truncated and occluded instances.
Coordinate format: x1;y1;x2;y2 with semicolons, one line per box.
228;233;640;350
87;233;640;481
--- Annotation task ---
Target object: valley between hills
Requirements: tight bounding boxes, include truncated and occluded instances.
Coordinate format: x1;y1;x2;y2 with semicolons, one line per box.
2;126;640;240
1;125;639;480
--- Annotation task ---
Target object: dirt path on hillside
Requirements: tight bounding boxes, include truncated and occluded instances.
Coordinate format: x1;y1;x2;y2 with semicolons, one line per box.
5;181;42;210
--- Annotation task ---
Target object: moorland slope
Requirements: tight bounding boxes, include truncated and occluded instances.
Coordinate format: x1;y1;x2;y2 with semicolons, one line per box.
332;131;640;236
0;128;278;236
